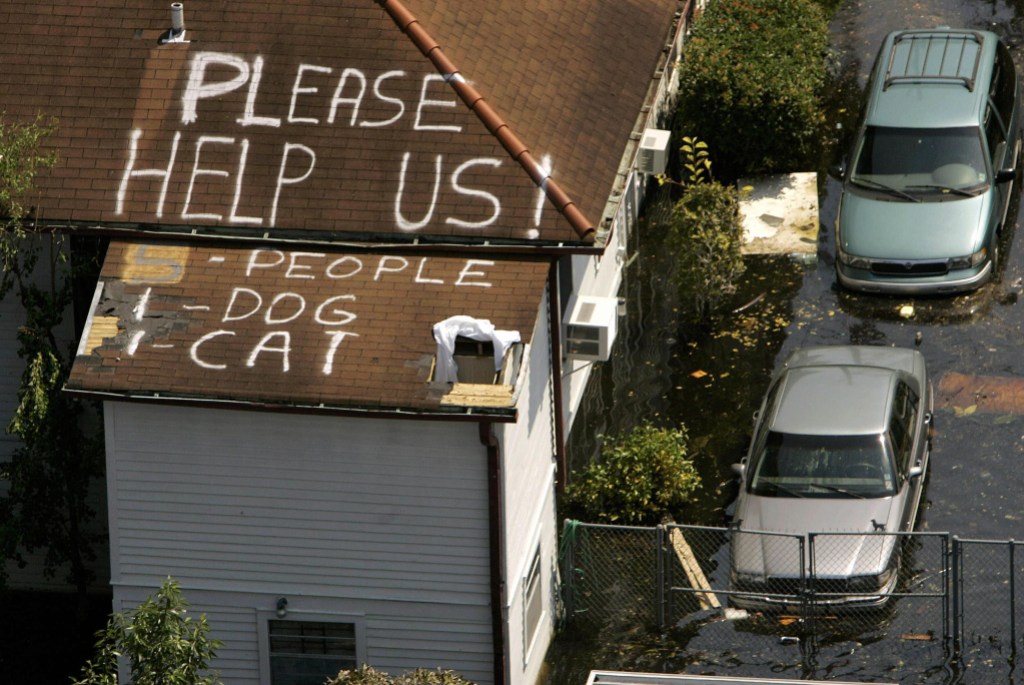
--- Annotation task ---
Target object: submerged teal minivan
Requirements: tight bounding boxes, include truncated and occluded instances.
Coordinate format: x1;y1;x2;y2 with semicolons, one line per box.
836;28;1021;294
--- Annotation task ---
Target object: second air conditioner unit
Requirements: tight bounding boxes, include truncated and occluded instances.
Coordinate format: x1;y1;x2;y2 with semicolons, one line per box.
565;296;618;362
636;128;671;175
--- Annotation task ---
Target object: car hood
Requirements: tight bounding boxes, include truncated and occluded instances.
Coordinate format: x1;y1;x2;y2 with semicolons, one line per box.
839;189;991;260
733;495;898;578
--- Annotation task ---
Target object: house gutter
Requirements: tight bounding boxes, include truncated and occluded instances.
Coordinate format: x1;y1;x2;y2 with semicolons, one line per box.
375;0;596;244
548;261;568;493
479;421;508;685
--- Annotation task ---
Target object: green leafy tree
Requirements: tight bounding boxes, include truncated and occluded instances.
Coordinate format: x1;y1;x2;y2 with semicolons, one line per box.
328;665;475;685
0;112;105;600
668;179;746;320
658;136;746;320
563;422;701;525
676;0;829;180
73;577;222;685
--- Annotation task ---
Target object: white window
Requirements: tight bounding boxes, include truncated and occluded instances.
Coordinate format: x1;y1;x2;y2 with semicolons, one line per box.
268;620;357;685
431;337;524;385
523;545;544;654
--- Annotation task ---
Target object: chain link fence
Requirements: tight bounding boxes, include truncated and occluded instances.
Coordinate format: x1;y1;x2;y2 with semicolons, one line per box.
559;521;1024;681
952;538;1024;677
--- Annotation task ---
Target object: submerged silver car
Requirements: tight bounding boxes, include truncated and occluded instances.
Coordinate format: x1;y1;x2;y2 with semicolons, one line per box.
729;345;933;609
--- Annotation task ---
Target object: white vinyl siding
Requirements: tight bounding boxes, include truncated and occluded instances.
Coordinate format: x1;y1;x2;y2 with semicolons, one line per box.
105;403;494;683
496;307;559;685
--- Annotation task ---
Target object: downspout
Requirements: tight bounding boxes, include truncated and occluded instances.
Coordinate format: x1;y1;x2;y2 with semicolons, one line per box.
479;421;508;685
548;260;568;494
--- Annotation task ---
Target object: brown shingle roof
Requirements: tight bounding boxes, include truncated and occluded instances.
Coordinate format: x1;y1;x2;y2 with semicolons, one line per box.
1;0;678;249
66;240;549;415
38;0;682;411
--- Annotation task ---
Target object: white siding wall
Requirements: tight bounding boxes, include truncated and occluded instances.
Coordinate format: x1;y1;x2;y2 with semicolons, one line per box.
561;9;691;428
562;193;631;428
499;301;560;685
106;403;495;684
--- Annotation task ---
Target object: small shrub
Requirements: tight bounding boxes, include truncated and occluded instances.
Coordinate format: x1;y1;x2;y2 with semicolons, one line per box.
328;666;475;685
73;577;222;685
679;135;711;186
676;0;829;180
564;422;701;525
668;181;745;320
810;0;843;14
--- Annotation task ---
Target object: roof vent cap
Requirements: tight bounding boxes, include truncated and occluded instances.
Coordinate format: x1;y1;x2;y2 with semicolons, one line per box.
160;3;187;44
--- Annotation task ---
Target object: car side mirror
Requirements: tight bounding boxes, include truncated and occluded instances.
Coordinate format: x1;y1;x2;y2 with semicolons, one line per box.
909;465;924;479
991;140;1015;183
830;160;846;179
752;410;760;424
731;461;746;478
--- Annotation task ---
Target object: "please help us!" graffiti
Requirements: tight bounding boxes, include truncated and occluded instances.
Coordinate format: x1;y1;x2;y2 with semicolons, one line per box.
115;52;554;237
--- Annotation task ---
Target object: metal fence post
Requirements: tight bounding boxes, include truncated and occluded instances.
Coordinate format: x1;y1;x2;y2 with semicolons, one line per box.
952;535;961;656
803;533;812;625
561;519;575;622
1010;539;1016;660
942;533;950;646
656;524;665;629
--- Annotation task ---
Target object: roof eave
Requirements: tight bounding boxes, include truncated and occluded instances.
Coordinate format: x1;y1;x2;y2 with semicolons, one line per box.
63;386;519;422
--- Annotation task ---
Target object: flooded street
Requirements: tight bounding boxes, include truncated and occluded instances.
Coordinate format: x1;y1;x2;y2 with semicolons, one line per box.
575;0;1024;547
823;0;1024;541
556;0;1024;681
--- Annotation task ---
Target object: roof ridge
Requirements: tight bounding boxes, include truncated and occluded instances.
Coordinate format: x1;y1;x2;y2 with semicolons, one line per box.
376;0;596;243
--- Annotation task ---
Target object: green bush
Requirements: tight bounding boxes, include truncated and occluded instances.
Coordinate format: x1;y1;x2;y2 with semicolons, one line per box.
677;0;829;179
668;180;745;319
564;422;701;525
809;0;843;14
73;578;222;685
328;666;475;685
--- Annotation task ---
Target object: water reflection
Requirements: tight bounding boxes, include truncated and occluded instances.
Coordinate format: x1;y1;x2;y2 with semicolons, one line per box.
569;205;806;525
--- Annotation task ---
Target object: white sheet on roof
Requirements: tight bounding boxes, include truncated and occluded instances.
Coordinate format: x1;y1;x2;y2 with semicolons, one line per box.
432;315;521;384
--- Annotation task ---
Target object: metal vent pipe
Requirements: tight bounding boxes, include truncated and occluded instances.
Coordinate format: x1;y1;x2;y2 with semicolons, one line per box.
170;3;184;34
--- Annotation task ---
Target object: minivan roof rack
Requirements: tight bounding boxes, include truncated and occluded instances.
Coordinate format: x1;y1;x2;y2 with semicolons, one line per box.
884;29;984;92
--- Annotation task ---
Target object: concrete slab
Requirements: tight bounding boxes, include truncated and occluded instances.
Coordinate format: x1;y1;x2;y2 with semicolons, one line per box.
738;172;820;262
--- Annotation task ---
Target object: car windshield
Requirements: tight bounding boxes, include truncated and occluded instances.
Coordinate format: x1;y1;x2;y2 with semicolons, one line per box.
748;432;896;498
850;125;988;194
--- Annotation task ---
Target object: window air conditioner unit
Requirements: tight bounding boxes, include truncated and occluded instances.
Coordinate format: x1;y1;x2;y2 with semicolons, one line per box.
636;128;671;175
565;296;618;362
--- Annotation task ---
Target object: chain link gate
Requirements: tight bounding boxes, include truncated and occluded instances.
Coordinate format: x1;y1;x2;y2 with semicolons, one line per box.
561;520;963;680
952;537;1024;674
